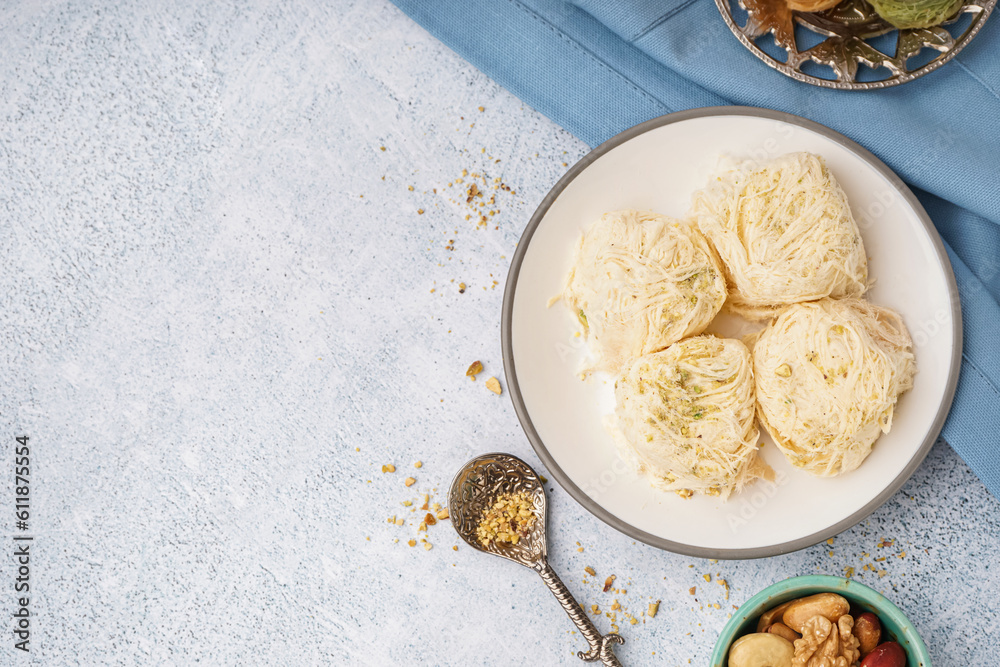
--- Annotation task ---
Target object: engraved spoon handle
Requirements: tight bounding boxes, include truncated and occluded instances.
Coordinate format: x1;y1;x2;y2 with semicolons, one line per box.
535;559;624;666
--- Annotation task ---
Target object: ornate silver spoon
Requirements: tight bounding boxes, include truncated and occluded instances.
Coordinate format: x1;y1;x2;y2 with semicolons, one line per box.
449;452;625;666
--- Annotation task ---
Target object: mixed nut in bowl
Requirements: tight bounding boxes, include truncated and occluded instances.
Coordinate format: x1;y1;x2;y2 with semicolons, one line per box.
711;575;930;666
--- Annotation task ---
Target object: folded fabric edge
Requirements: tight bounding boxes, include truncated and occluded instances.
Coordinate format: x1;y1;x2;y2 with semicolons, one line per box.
943;360;1000;499
388;0;671;147
940;245;1000;499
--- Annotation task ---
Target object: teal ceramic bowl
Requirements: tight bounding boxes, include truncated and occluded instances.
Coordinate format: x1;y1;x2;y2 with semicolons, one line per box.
711;575;931;666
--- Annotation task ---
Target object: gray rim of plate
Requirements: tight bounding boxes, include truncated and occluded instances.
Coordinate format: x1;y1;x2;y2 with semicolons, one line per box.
501;106;963;560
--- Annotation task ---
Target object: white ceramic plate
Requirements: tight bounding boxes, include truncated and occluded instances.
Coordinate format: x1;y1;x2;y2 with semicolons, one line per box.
502;108;961;559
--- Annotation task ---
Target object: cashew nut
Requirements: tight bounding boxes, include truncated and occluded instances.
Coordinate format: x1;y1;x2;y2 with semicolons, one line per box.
766;622;801;644
728;632;795;667
782;593;850;633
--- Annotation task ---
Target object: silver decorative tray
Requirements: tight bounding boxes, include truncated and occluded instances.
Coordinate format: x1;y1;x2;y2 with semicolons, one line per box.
716;0;997;89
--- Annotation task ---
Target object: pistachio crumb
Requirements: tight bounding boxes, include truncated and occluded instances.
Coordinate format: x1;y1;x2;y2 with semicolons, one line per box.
475;491;536;547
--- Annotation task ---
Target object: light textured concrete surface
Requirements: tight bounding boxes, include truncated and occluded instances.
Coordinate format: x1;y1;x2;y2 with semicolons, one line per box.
0;1;997;665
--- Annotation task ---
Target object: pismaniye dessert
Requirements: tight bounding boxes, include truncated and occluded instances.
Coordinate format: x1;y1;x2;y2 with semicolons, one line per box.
560;209;726;374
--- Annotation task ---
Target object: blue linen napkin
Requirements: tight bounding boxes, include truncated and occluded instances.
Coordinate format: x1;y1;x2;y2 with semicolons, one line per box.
391;0;1000;499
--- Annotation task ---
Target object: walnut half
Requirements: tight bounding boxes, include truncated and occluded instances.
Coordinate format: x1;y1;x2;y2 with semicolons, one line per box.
792;614;861;667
